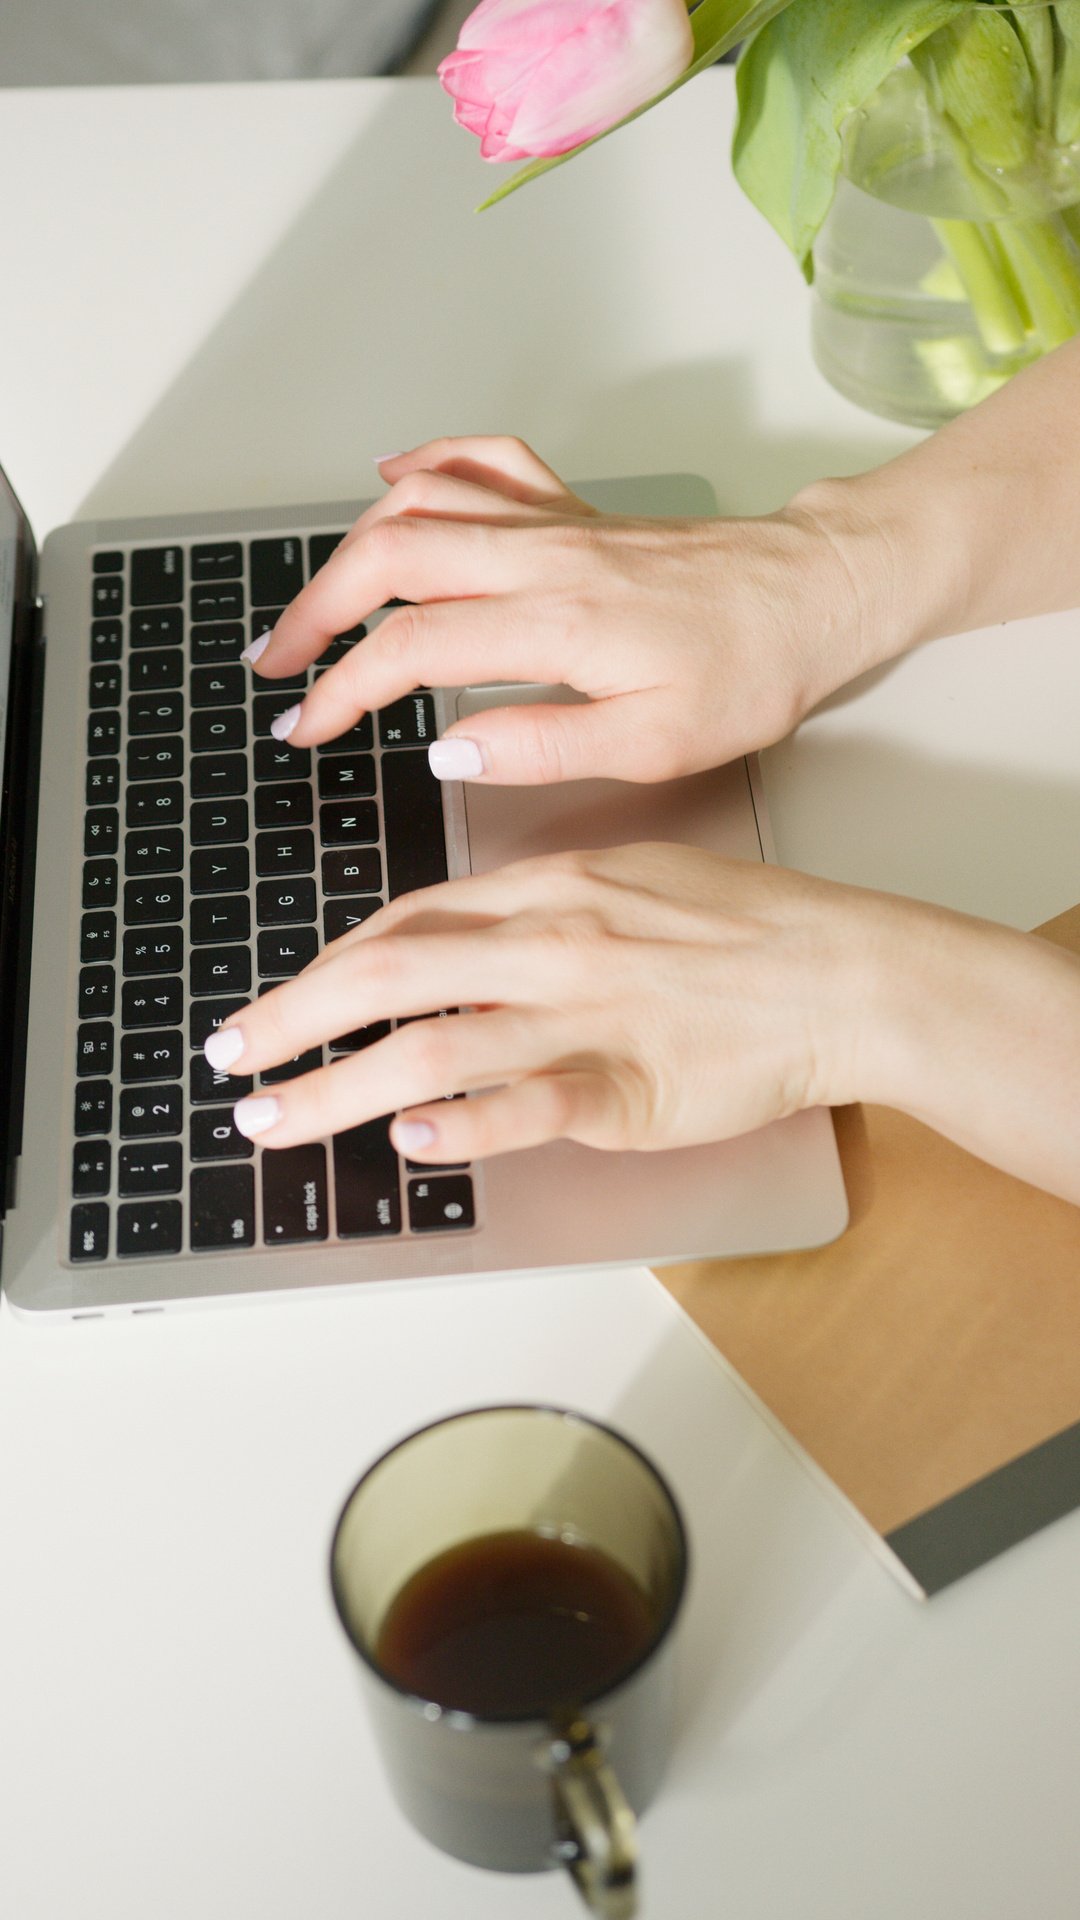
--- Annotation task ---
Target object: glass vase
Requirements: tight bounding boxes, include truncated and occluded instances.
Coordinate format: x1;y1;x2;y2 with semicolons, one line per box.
811;3;1080;428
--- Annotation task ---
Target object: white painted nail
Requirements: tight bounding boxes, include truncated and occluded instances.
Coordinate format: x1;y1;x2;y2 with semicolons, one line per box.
270;704;301;742
396;1120;438;1152
373;451;404;466
232;1095;281;1139
428;737;485;781
204;1026;245;1071
242;632;270;666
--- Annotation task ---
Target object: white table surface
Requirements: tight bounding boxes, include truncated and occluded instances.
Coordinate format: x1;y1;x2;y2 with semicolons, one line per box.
0;73;1077;1920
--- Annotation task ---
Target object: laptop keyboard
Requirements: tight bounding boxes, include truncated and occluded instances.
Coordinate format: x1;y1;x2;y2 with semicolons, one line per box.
67;532;477;1267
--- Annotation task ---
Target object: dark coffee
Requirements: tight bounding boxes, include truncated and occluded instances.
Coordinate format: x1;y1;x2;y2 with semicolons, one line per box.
374;1528;657;1719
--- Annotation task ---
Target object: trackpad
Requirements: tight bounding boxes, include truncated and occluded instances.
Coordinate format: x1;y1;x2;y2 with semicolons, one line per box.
455;684;766;874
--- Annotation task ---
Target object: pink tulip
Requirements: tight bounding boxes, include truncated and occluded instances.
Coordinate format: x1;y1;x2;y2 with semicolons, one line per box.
438;0;695;163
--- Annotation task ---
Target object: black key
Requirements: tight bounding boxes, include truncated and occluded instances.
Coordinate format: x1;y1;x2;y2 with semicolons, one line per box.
76;1022;114;1076
261;1142;328;1243
316;755;375;800
121;1029;183;1082
190;1164;256;1251
191;894;250;944
259;1047;322;1087
189;798;249;846
122;977;183;1028
191;541;241;581
123;925;183;975
191;707;246;753
72;1140;111;1199
84;808;119;856
254;782;313;830
379;693;436;749
316;712;373;754
70;1203;109;1262
191;753;248;801
190;1107;253;1162
324;898;380;944
82;859;118;908
126;781;183;829
119;1084;183;1139
85;759;119;806
78;966;115;1020
254;738;310;782
257;927;318;978
191;664;245;708
321;847;382;896
190;622;245;665
93;550;123;574
255;829;315;877
318;801;378;847
382;751;448;898
255;877;316;926
253;690;301;737
89;664;122;708
190;845;250;895
320;622;366;666
118;1141;183;1197
189;996;247;1050
125;828;184;876
129;649;183;694
191;946;251;996
124;876;184;925
250;536;303;606
130;607;183;649
191;583;244;621
333;1120;402;1238
127;736;183;782
190;1055;252;1106
80;911;117;962
74;1081;112;1137
129;691;183;735
131;545;183;606
407;1173;476;1233
91;619;123;662
117;1199;183;1257
308;532;345;573
91;576;123;615
87;711;121;757
329;1018;390;1054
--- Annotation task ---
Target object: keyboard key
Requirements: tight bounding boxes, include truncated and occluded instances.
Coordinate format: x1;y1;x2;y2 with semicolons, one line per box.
190;845;250;895
316;712;373;753
190;1107;254;1161
382;751;448;898
254;782;313;830
329;1019;390;1054
333;1120;402;1238
407;1173;476;1233
84;808;119;856
191;753;248;801
191;894;250;944
320;622;366;666
316;754;375;800
255;829;315;877
127;736;183;781
189;996;246;1050
191;708;246;753
250;536;303;606
82;859;118;908
253;739;311;782
257;926;318;978
85;759;119;806
122;977;183;1028
324;898;380;943
80;911;117;962
78;966;115;1020
91;619;123;662
191;582;244;621
190;1164;255;1251
76;1022;114;1076
318;801;378;846
190;622;245;664
191;664;245;708
191;540;241;581
130;607;182;649
253;690;302;737
89;664;122;708
379;693;436;748
118;1141;183;1197
191;946;251;996
189;798;249;846
190;1054;252;1105
93;550;123;574
74;1081;113;1137
87;711;121;756
91;576;123;615
117;1199;183;1256
321;848;382;896
262;1143;328;1243
130;650;183;694
126;781;183;829
121;1030;183;1082
125;828;184;875
70;1203;109;1262
259;1047;322;1086
129;691;183;735
72;1140;111;1199
250;651;306;696
124;876;184;925
308;531;345;573
255;878;316;926
131;545;183;606
123;926;183;975
119;1084;183;1138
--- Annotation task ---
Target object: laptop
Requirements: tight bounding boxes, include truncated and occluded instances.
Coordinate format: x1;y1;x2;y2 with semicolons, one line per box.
0;467;848;1319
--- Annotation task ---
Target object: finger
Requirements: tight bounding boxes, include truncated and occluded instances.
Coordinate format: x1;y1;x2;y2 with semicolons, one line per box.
391;1068;615;1164
430;690;674;787
336;470;562;557
375;436;596;513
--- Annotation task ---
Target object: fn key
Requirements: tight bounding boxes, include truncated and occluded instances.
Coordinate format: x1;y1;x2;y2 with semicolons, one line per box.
262;1144;328;1243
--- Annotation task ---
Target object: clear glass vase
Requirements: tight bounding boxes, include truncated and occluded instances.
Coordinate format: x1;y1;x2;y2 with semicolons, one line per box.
811;4;1080;428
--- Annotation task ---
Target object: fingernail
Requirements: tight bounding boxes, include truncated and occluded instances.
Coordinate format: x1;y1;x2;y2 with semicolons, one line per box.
242;632;271;666
396;1120;438;1152
233;1094;281;1139
373;451;404;466
270;704;301;742
204;1026;245;1070
428;737;485;781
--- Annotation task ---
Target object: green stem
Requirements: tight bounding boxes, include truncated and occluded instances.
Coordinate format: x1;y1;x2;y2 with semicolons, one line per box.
931;217;1031;353
992;210;1080;349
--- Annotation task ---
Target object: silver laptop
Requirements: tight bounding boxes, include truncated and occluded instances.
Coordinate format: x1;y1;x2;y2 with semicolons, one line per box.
0;468;847;1319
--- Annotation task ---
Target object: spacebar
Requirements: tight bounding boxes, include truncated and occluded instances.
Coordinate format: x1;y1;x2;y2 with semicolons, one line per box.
382;747;448;899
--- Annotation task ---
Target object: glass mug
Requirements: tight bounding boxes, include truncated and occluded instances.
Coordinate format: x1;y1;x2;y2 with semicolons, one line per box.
330;1405;689;1917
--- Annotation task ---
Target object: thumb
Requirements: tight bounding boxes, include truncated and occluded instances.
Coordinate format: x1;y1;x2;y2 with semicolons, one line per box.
428;697;660;787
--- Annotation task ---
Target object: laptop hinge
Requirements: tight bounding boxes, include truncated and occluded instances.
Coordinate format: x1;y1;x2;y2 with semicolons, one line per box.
0;591;45;1219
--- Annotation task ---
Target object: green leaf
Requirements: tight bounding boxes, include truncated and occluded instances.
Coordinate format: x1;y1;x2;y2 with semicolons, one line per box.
730;0;962;281
475;0;795;212
1053;0;1080;145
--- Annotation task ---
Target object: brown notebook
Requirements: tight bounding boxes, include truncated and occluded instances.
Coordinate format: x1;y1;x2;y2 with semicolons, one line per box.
657;903;1080;1595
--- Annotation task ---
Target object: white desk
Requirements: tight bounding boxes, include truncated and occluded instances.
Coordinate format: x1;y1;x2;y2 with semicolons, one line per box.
0;75;1077;1920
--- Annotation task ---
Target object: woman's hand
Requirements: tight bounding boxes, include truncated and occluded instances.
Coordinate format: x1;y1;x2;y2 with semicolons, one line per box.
246;436;884;786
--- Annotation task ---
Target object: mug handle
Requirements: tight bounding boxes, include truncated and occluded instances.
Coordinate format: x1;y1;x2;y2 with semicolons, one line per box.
546;1720;638;1918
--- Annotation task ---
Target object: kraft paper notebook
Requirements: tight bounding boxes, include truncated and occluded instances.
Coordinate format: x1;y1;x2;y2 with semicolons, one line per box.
658;902;1080;1597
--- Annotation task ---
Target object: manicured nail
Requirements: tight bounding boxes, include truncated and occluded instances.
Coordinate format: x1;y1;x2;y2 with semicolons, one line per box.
242;632;270;666
428;737;485;781
204;1026;245;1070
270;704;301;742
373;451;404;466
233;1094;281;1139
396;1119;438;1152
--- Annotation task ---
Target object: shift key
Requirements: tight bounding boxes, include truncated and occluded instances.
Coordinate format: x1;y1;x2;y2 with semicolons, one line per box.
334;1120;402;1237
262;1144;328;1243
